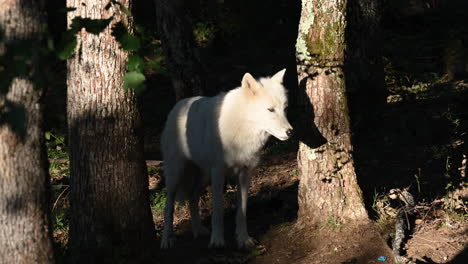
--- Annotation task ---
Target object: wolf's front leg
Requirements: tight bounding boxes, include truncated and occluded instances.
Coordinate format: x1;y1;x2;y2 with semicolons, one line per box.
209;166;226;248
236;169;257;249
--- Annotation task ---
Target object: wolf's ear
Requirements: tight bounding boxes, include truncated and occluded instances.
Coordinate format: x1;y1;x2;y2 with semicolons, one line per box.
242;72;258;97
272;68;286;83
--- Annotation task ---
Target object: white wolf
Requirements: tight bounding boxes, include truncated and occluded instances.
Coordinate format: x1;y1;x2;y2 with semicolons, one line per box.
160;69;293;249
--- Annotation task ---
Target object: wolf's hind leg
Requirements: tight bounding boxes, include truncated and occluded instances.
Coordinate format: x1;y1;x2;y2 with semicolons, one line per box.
189;186;209;238
160;162;182;249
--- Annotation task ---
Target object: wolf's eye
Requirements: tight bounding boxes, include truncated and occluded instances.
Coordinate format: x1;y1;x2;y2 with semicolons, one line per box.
267;107;275;112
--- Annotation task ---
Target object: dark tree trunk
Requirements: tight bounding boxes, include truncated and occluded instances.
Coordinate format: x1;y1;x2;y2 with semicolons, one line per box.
345;0;386;127
0;1;55;263
66;0;156;262
154;0;205;100
295;0;383;226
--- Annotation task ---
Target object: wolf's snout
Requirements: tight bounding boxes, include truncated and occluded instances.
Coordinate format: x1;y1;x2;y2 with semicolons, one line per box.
286;129;294;137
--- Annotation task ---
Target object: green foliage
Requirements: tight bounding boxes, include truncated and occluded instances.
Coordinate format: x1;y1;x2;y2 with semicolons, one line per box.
120;34;140;51
53;210;69;232
111;21;140;51
146;57;166;74
123;71;146;94
292;169;299;177
444;156;455;191
45;131;68;160
56;34;77;60
193;22;218;47
53;1;165;94
127;55;145;72
150;188;167;217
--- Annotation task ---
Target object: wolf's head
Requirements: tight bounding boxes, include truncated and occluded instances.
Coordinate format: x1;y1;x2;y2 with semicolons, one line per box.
241;69;293;141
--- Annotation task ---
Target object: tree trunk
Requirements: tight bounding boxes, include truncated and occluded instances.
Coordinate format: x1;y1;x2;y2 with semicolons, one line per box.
0;1;55;263
345;0;385;127
295;0;377;226
66;0;156;262
154;0;205;100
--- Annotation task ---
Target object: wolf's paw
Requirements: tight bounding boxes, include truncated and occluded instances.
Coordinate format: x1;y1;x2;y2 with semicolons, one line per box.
160;236;176;250
236;234;257;249
193;225;210;238
208;234;226;248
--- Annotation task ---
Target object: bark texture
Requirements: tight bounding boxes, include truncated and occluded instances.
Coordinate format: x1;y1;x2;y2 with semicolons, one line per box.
0;1;55;263
154;0;205;100
345;0;385;125
295;0;371;226
66;0;155;262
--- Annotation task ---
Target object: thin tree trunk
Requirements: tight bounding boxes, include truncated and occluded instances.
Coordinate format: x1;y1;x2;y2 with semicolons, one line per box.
295;0;371;226
66;0;156;262
155;0;205;100
0;1;55;263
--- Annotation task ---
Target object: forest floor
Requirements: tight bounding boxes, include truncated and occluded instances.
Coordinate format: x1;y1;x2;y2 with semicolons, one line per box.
45;1;467;264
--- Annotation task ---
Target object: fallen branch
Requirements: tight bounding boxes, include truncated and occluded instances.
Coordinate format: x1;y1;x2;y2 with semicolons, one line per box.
52;185;69;211
390;188;416;264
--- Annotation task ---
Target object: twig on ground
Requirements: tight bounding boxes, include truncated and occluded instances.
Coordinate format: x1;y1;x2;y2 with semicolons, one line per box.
52;185;69;211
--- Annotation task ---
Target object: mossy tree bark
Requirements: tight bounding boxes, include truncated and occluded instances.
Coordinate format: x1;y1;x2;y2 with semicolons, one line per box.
295;0;383;226
66;0;156;262
154;0;205;101
0;1;55;263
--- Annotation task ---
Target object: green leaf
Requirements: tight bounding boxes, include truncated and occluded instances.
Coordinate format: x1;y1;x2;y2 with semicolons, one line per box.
123;71;145;92
148;59;166;74
57;36;77;60
45;131;51;140
119;33;140;51
127;55;144;72
111;22;140;51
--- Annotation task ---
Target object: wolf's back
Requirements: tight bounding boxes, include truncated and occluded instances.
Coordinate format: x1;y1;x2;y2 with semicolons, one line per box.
161;94;226;167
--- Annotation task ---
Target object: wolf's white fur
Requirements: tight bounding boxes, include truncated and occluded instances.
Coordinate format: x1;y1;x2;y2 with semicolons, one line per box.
160;69;292;249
